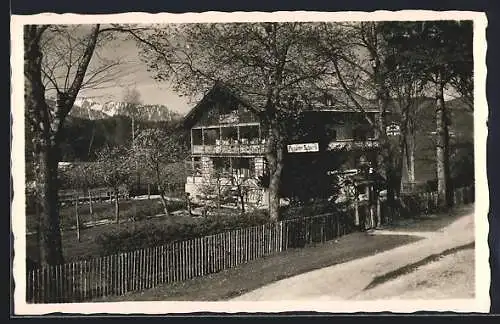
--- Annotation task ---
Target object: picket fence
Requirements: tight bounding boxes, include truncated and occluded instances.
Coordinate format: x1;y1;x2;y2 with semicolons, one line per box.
400;185;475;216
26;185;474;304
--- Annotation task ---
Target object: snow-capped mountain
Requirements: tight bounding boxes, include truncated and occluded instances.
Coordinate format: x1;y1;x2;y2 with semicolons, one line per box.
71;97;183;121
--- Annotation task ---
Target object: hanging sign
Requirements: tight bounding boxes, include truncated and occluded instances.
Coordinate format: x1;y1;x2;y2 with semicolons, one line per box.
386;123;401;136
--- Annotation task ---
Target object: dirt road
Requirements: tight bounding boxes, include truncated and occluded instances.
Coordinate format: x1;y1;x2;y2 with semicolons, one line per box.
351;247;474;300
232;206;475;301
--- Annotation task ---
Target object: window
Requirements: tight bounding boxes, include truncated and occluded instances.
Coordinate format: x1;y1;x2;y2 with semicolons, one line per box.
324;123;337;141
192;129;202;145
213;157;231;173
203;128;220;145
239;125;259;144
353;124;374;141
221;126;238;143
336;125;352;140
233;158;252;178
193;157;201;175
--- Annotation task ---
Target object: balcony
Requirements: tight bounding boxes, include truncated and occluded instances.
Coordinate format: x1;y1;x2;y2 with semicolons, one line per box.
192;141;266;155
327;138;380;151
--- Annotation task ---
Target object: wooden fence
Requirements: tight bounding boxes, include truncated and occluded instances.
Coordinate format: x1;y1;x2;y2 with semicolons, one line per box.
58;187;130;204
26;211;354;303
26;185;474;304
399;185;475;216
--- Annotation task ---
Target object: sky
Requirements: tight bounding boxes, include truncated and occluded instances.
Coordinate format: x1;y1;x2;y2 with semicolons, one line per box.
62;24;460;115
77;36;194;115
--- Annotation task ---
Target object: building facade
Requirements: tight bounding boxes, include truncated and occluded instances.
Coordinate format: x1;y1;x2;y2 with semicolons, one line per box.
183;83;381;209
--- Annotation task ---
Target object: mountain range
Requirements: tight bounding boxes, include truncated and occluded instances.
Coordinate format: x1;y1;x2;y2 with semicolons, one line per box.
58;97;185;122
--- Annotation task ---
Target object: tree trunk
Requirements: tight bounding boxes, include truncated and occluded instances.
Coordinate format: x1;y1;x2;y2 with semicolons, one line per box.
114;189;120;224
87;126;96;159
371;52;394;223
398;100;412;196
239;186;246;213
266;126;285;222
186;193;192;216
375;98;394;223
35;144;65;266
88;189;94;224
158;185;170;217
216;178;221;212
131;116;135;145
399;133;416;195
25;24;100;269
436;80;452;209
75;195;81;242
25;26;65;267
132;116;141;196
409;137;416;185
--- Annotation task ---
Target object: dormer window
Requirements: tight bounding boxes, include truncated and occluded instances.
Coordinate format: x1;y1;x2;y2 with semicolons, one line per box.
323;94;334;106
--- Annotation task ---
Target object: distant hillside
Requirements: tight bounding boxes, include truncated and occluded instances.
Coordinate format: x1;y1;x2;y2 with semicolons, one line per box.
58;115;189;162
388;97;474;187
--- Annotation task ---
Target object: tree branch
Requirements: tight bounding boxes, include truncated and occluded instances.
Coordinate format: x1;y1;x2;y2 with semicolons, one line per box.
51;24;101;134
331;57;374;126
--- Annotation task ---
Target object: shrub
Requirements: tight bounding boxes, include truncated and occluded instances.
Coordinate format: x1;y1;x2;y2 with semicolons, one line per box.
96;208;270;256
280;199;336;221
120;202;165;221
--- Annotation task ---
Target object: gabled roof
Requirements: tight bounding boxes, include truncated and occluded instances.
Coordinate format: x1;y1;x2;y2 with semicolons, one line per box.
307;88;379;113
182;82;262;129
182;82;381;129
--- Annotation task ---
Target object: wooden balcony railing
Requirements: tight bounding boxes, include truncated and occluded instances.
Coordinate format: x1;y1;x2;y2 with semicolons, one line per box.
327;139;380;151
192;143;266;155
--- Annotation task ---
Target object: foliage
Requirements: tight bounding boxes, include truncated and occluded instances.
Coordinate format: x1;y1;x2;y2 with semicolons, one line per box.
95;145;132;190
133;127;189;214
134;128;188;168
450;141;474;188
279;199;337;221
59;163;102;191
382;21;473;94
95;208;270;255
134;23;334;102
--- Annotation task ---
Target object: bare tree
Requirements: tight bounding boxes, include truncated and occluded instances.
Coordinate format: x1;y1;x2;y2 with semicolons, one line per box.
25;24;101;266
40;26;126;97
24;24;139;266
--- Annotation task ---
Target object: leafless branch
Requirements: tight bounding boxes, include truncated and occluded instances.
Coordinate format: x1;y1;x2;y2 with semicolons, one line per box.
331;55;374;126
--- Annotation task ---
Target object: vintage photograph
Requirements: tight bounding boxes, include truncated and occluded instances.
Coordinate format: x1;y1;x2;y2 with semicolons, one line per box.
12;11;489;314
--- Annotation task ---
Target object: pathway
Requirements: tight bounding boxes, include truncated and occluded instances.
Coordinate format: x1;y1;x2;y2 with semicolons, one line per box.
232;205;475;301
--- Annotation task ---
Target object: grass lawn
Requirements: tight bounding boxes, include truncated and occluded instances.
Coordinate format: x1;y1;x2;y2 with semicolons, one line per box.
25;197;187;233
26;212;203;263
95;232;420;302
